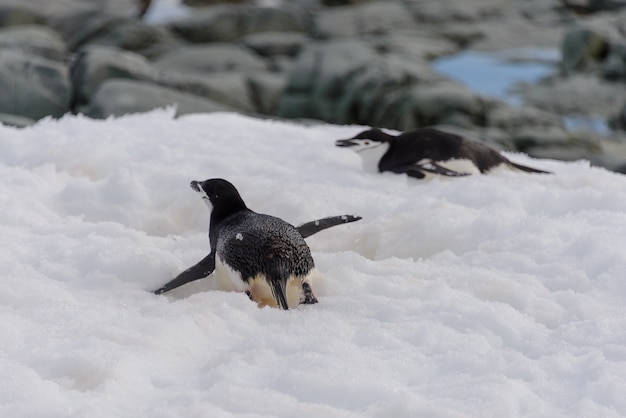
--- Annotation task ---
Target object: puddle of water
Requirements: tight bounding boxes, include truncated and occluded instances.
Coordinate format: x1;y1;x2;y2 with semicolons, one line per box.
433;49;612;135
562;116;610;135
433;49;559;105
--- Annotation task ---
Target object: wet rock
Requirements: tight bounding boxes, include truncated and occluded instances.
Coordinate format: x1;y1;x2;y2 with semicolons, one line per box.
0;50;70;120
0;25;66;61
82;79;233;118
152;43;269;74
169;4;309;43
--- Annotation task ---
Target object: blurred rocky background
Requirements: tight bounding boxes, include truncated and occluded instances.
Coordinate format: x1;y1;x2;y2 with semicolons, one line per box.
1;0;626;171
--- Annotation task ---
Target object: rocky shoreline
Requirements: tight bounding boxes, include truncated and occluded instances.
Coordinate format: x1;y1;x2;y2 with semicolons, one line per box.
1;0;626;171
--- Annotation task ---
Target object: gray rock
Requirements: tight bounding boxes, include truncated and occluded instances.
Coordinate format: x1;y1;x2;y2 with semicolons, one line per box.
163;71;256;113
0;4;45;27
0;112;35;128
243;31;309;57
487;105;562;133
313;1;416;38
601;42;626;81
169;4;308;43
370;32;459;61
404;82;488;128
247;72;288;115
0;0;139;22
0;25;66;61
70;46;157;109
57;12;182;58
404;0;507;23
82;79;233;118
513;126;601;154
560;26;609;75
608;103;626;130
519;74;626;117
0;50;70;120
561;0;626;13
277;40;379;122
153;43;269;74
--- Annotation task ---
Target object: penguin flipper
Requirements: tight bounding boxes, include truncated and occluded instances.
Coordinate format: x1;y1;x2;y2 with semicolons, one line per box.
154;251;216;294
415;161;471;177
297;215;362;238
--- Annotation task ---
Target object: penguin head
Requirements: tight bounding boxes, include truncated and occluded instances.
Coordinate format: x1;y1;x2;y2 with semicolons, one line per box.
335;128;392;173
190;178;248;221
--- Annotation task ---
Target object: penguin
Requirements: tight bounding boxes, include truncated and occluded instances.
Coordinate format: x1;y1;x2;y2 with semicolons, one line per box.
335;127;551;179
153;178;360;309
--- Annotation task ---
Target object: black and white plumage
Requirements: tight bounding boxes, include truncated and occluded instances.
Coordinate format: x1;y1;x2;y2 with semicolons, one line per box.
336;127;551;179
154;178;360;310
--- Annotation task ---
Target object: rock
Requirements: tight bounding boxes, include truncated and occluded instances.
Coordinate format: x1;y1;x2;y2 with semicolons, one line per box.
0;25;66;61
0;50;70;120
242;31;309;57
169;4;309;43
487;105;562;132
0;0;140;22
560;0;626;13
0;112;36;128
152;43;269;74
163;71;256;113
513;126;601;154
404;0;508;23
313;1;416;38
519;74;626;117
608;103;626;130
70;46;157;109
560;26;610;75
56;12;182;58
81;79;234;118
247;72;288;114
370;32;459;61
601;42;626;81
404;82;488;128
277;39;379;122
0;4;45;27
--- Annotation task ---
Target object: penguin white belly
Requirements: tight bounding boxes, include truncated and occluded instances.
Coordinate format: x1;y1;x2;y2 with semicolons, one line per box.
214;255;316;309
417;158;482;179
214;255;249;292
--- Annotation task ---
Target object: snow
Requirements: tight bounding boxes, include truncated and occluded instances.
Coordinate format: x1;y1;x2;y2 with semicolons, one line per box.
1;109;626;417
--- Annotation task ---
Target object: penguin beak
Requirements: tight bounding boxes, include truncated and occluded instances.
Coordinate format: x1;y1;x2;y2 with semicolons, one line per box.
335;138;357;148
190;180;201;192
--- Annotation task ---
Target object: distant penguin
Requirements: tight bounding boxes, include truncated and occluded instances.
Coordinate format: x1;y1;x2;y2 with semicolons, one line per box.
335;127;551;179
153;178;360;309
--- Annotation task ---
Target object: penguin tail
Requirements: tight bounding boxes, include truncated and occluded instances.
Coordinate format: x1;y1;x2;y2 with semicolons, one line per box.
269;276;289;310
508;160;552;174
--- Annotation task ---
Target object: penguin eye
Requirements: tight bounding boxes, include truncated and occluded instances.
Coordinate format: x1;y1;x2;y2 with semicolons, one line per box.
364;141;370;145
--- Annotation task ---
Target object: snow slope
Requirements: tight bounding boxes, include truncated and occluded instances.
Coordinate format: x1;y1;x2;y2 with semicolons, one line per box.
1;110;625;417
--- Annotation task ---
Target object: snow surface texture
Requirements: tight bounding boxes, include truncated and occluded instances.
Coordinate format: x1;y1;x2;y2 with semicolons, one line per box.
1;110;626;417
